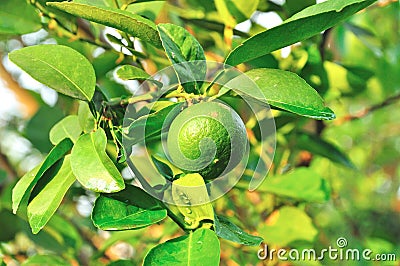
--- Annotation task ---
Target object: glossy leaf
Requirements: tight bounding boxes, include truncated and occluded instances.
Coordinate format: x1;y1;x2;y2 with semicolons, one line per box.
215;0;236;28
12;138;73;214
92;51;121;79
0;0;41;35
225;0;376;66
259;207;318;246
124;102;183;147
296;131;355;169
73;0;115;7
45;214;83;251
216;0;259;26
0;170;6;185
258;168;331;203
12;166;40;214
107;260;135;266
92;185;167;230
49;115;82;145
116;65;163;87
9;45;95;101
24;213;83;253
48;2;162;47
78;102;96;133
285;0;315;16
171;173;214;229
157;23;206;93
214;215;263;246
71;128;125;193
37;0;78;33
224;68;335;120
144;228;220;266
125;1;166;21
162;173;214;230
151;156;174;181
231;0;259;22
25;105;64;153
0;210;24;242
98;78;131;101
27;156;76;234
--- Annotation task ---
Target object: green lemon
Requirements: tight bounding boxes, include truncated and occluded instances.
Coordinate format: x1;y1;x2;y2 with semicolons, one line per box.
167;101;247;180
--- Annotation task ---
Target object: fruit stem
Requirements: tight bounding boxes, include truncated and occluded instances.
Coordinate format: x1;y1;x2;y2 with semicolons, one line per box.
105;93;155;107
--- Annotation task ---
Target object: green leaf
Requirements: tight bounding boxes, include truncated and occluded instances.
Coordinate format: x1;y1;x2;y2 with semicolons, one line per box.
37;0;79;33
45;214;83;251
179;18;249;38
28;160;64;204
92;51;121;79
125;1;166;21
71;128;125;193
215;0;236;28
21;254;70;266
25;105;64;153
214;215;263;246
0;0;41;35
216;0;259;26
162;173;214;230
98;78;131;101
116;65;163;87
296;131;355;169
151;156;174;180
48;2;162;47
27;156;76;234
92;185;167;230
157;23;206;94
124;102;183;147
0;170;6;186
259;206;318;246
225;0;376;65
0;210;24;242
170;173;214;229
284;0;315;16
143;228;220;266
24;213;83;253
107;260;135;266
73;0;115;7
12;138;73;214
12;166;40;213
229;0;259;23
9;45;96;101
49;115;82;145
224;68;335;120
257;168;331;203
78;102;96;133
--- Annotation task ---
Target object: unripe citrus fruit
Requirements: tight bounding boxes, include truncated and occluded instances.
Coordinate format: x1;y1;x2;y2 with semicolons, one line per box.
166;101;247;180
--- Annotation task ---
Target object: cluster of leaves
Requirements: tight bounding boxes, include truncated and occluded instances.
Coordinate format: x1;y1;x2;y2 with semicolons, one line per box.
1;0;397;265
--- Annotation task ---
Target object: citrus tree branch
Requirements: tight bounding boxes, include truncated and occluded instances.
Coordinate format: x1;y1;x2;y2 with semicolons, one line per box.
336;92;400;124
0;149;17;179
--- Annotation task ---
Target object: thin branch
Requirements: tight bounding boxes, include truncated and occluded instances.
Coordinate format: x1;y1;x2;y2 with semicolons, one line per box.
0;149;17;179
319;28;332;62
315;28;333;136
336;92;400;124
33;1;111;50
